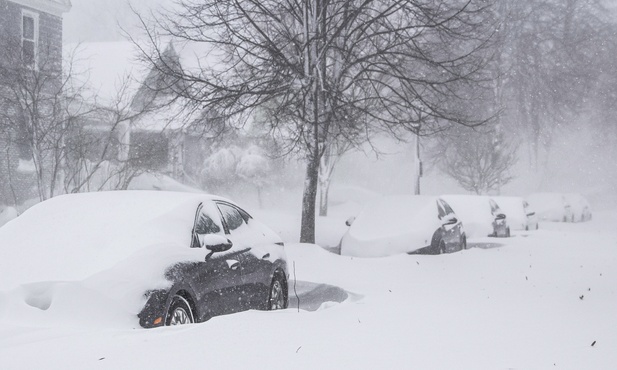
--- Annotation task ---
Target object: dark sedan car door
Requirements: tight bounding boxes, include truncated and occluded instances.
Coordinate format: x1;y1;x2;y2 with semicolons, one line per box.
216;202;274;310
188;201;245;318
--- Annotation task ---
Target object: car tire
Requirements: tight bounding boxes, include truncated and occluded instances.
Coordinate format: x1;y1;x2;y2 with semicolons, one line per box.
166;295;194;326
506;228;511;237
461;235;467;251
267;274;288;310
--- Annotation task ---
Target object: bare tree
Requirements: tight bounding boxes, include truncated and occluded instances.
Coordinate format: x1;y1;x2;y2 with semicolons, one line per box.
0;32;88;203
492;0;610;170
318;139;353;217
0;30;181;205
431;124;517;195
136;0;497;243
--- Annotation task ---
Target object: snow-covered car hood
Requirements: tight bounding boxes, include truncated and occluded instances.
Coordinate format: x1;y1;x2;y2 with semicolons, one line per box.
0;191;279;328
0;191;223;289
341;195;442;257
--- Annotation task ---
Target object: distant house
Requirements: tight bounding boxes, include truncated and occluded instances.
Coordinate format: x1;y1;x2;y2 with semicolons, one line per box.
72;41;215;185
0;0;72;205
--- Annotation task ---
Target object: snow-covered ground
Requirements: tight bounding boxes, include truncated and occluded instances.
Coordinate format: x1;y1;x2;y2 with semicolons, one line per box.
1;207;616;369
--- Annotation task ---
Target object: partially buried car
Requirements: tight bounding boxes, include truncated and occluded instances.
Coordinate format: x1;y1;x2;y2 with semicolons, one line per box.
0;191;288;328
340;195;466;257
527;192;573;222
492;196;539;231
564;193;592;222
441;195;510;238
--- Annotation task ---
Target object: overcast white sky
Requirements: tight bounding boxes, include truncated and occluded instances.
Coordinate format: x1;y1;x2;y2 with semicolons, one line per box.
63;0;170;43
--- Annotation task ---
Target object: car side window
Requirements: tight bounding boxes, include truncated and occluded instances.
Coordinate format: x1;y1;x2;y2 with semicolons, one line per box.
442;202;455;216
237;208;252;223
195;210;221;235
217;203;246;232
489;199;496;213
437;200;446;219
191;202;224;248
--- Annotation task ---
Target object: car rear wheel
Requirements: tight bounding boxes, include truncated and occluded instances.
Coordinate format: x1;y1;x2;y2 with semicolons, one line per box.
461;236;467;251
506;228;511;237
268;275;287;310
166;295;194;326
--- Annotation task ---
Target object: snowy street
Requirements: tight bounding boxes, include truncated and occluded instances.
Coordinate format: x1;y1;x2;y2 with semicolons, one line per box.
1;212;616;369
1;0;617;368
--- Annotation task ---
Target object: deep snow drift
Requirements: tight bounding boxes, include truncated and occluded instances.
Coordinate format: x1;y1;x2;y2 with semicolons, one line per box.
0;204;616;369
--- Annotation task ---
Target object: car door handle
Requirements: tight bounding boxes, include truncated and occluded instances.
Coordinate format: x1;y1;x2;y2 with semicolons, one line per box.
226;259;240;270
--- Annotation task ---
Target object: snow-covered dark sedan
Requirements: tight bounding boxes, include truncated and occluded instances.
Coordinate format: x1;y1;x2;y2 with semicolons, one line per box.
0;191;288;328
340;195;466;257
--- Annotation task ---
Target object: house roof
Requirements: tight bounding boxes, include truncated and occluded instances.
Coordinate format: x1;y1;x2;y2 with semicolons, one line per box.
9;0;72;15
68;38;222;132
69;39;219;103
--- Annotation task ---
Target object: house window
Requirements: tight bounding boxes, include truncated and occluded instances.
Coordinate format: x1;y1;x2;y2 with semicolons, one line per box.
22;11;38;68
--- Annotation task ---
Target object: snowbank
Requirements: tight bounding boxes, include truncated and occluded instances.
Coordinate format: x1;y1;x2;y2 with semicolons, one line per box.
2;218;617;368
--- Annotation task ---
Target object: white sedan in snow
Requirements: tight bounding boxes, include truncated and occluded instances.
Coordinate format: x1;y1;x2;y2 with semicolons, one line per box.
0;191;288;328
340;195;466;257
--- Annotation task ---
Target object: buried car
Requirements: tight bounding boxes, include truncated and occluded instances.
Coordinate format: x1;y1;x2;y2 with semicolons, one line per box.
0;191;288;328
492;196;539;231
441;195;510;238
564;193;592;222
527;192;573;222
340;195;466;257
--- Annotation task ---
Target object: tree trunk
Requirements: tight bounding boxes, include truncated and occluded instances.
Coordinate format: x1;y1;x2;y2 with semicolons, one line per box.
318;178;330;217
300;153;319;243
256;185;263;209
414;134;421;195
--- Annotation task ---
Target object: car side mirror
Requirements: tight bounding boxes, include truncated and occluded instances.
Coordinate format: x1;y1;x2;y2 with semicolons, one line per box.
442;216;458;226
345;216;356;227
495;213;506;220
526;212;535;217
201;235;233;260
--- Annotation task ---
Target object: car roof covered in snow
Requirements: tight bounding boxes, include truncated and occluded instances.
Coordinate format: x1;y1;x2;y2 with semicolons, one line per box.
0;191;232;289
348;195;440;240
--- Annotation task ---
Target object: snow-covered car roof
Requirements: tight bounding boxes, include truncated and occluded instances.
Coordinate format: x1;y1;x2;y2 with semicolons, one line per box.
564;193;591;209
527;193;568;212
348;195;440;240
0;191;231;290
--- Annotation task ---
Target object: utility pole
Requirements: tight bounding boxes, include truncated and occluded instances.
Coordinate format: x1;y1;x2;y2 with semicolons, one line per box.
414;133;421;195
